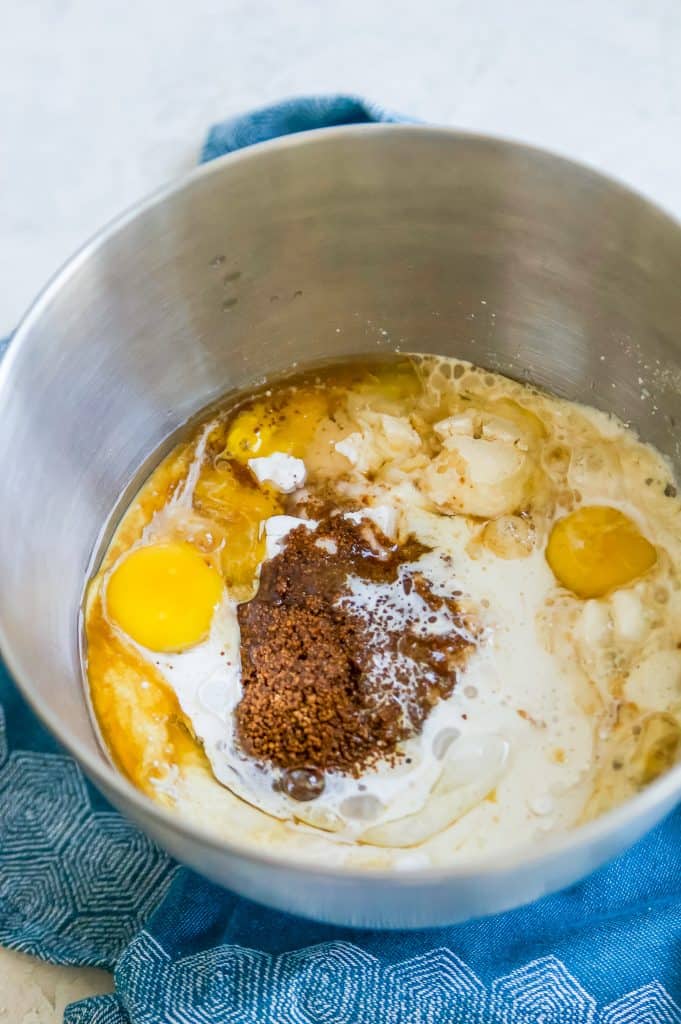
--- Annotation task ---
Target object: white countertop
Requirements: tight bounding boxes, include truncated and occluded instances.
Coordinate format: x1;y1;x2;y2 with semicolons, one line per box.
2;0;681;1018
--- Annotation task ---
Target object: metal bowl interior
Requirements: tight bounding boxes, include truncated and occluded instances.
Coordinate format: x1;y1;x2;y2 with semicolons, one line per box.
1;125;681;928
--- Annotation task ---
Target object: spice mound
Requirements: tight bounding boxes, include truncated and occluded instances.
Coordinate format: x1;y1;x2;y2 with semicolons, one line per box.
235;512;474;780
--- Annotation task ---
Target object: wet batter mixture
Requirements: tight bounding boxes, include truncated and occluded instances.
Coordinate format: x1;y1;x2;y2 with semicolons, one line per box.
84;356;681;868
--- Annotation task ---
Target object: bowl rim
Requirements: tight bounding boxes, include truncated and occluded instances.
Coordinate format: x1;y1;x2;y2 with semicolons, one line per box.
2;120;681;885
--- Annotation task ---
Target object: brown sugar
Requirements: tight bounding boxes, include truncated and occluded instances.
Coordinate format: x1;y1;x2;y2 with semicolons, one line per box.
235;511;474;779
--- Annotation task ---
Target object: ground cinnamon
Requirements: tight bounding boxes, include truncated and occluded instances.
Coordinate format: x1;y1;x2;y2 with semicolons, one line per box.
235;511;473;781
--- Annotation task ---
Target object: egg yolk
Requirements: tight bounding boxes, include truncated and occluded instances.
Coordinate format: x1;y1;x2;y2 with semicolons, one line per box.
225;390;329;462
546;505;657;598
106;542;223;651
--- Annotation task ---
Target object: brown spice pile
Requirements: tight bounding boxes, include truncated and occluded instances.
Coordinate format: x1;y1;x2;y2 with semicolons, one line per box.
235;512;473;777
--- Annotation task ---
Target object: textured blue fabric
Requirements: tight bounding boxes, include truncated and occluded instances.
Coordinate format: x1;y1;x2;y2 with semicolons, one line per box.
1;97;681;1023
201;94;411;162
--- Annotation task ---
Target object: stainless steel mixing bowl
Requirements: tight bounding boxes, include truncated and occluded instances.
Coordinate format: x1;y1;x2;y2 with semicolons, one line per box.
1;126;681;928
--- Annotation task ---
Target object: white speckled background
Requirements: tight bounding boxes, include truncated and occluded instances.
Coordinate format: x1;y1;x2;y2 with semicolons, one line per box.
2;0;681;1017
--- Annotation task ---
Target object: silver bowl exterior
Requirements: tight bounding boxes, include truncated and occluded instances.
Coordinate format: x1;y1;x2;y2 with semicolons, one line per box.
1;125;681;929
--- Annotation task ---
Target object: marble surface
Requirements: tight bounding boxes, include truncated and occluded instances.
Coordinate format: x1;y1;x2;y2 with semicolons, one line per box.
2;0;681;1018
0;948;112;1023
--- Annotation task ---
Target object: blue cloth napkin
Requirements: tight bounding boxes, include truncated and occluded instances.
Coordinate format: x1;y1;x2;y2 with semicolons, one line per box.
2;96;681;1023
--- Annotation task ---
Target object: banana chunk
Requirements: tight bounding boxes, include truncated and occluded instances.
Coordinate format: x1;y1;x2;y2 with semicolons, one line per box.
422;413;533;518
336;412;422;475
